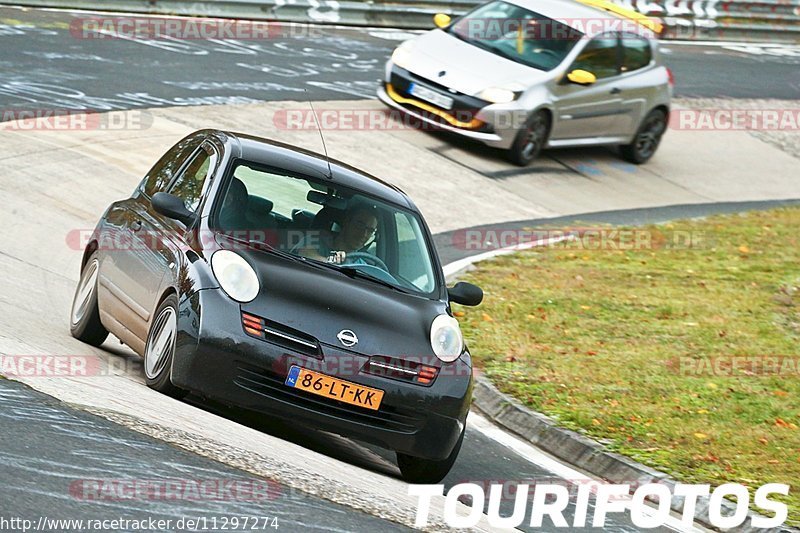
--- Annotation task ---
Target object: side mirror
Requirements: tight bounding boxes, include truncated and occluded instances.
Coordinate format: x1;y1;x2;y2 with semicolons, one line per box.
433;13;451;29
448;282;483;307
566;69;597;85
152;192;196;226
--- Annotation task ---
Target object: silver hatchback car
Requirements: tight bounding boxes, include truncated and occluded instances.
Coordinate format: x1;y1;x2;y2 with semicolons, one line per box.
378;0;672;165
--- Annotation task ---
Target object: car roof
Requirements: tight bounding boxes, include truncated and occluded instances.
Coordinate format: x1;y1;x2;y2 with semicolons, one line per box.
215;130;415;210
502;0;655;37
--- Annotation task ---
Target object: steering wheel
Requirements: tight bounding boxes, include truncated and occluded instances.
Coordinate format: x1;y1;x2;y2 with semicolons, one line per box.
344;252;389;271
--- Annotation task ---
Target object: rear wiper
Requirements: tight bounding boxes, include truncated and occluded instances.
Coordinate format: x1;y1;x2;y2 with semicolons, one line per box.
337;266;410;294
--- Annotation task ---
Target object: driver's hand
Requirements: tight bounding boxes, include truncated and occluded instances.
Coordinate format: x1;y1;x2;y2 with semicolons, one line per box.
327;251;346;264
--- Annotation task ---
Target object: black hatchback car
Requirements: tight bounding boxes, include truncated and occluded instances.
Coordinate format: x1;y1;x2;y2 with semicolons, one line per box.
69;129;483;483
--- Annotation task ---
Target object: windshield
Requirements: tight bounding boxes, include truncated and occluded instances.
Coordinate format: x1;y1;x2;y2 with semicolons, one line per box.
213;161;439;296
449;0;583;71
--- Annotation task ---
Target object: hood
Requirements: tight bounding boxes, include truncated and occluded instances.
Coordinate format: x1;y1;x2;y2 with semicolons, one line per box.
238;249;447;359
403;29;549;96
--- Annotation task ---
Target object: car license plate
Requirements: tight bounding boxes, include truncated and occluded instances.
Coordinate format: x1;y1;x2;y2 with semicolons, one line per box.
285;365;384;411
408;82;453;110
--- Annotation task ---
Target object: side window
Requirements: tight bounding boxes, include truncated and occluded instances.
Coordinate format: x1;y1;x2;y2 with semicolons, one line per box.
168;145;216;213
233;164;318;220
394;212;434;292
142;135;203;197
570;34;620;80
621;34;652;73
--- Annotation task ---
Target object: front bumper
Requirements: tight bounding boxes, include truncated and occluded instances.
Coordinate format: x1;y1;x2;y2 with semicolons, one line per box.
378;64;523;150
172;288;473;460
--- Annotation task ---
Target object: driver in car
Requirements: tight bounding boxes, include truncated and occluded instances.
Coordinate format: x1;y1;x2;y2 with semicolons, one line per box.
295;204;379;265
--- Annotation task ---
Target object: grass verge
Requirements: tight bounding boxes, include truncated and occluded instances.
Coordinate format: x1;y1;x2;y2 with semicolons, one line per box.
456;207;800;525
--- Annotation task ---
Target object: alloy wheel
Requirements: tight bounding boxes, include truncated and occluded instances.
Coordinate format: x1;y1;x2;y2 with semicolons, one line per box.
71;259;99;326
144;307;177;380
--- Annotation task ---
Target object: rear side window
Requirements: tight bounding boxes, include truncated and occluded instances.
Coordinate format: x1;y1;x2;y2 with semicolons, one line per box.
571;34;620;79
622;34;652;73
142;135;203;197
394;212;434;293
233;164;320;220
169;144;216;213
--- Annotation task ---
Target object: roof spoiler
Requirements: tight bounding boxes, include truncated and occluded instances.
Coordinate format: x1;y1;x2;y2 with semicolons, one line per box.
575;0;664;34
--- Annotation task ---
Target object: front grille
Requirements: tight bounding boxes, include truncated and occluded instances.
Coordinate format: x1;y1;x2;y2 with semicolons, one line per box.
385;79;495;134
390;66;491;113
242;313;321;358
233;365;424;433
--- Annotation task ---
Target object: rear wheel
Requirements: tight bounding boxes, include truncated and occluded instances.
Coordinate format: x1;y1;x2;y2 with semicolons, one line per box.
620;109;667;164
143;295;188;399
70;252;109;346
397;425;465;484
507;110;550;166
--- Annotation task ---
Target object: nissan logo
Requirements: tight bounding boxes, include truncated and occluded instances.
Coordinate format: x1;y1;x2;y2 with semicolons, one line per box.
337;329;358;347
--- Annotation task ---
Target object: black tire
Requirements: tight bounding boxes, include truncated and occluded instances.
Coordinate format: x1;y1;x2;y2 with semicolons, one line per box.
507;110;550;166
620;108;667;164
143;295;188;399
69;251;109;347
397;425;466;484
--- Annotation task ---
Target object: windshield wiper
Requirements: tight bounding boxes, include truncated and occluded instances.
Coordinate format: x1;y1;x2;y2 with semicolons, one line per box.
337;266;410;294
240;237;329;270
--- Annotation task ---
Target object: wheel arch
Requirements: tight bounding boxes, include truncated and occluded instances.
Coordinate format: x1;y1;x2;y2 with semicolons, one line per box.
531;106;555;144
651;104;670;122
81;240;98;270
155;287;179;311
534;106;554;128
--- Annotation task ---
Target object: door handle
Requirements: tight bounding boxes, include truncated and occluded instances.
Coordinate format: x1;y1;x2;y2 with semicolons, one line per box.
131;220;143;232
610;87;622;94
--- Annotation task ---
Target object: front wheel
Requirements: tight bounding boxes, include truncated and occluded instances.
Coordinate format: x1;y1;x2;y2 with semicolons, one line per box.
507;110;550;166
143;295;188;399
620;109;667;164
70;252;109;347
397;425;466;484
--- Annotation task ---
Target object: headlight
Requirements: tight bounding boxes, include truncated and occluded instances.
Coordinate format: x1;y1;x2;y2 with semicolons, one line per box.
430;314;464;362
391;43;414;70
478;87;520;104
211;250;260;303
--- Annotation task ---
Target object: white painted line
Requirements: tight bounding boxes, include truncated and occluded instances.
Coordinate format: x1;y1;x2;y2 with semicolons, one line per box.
663;39;800;47
468;412;707;533
442;234;571;279
367;30;422;41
